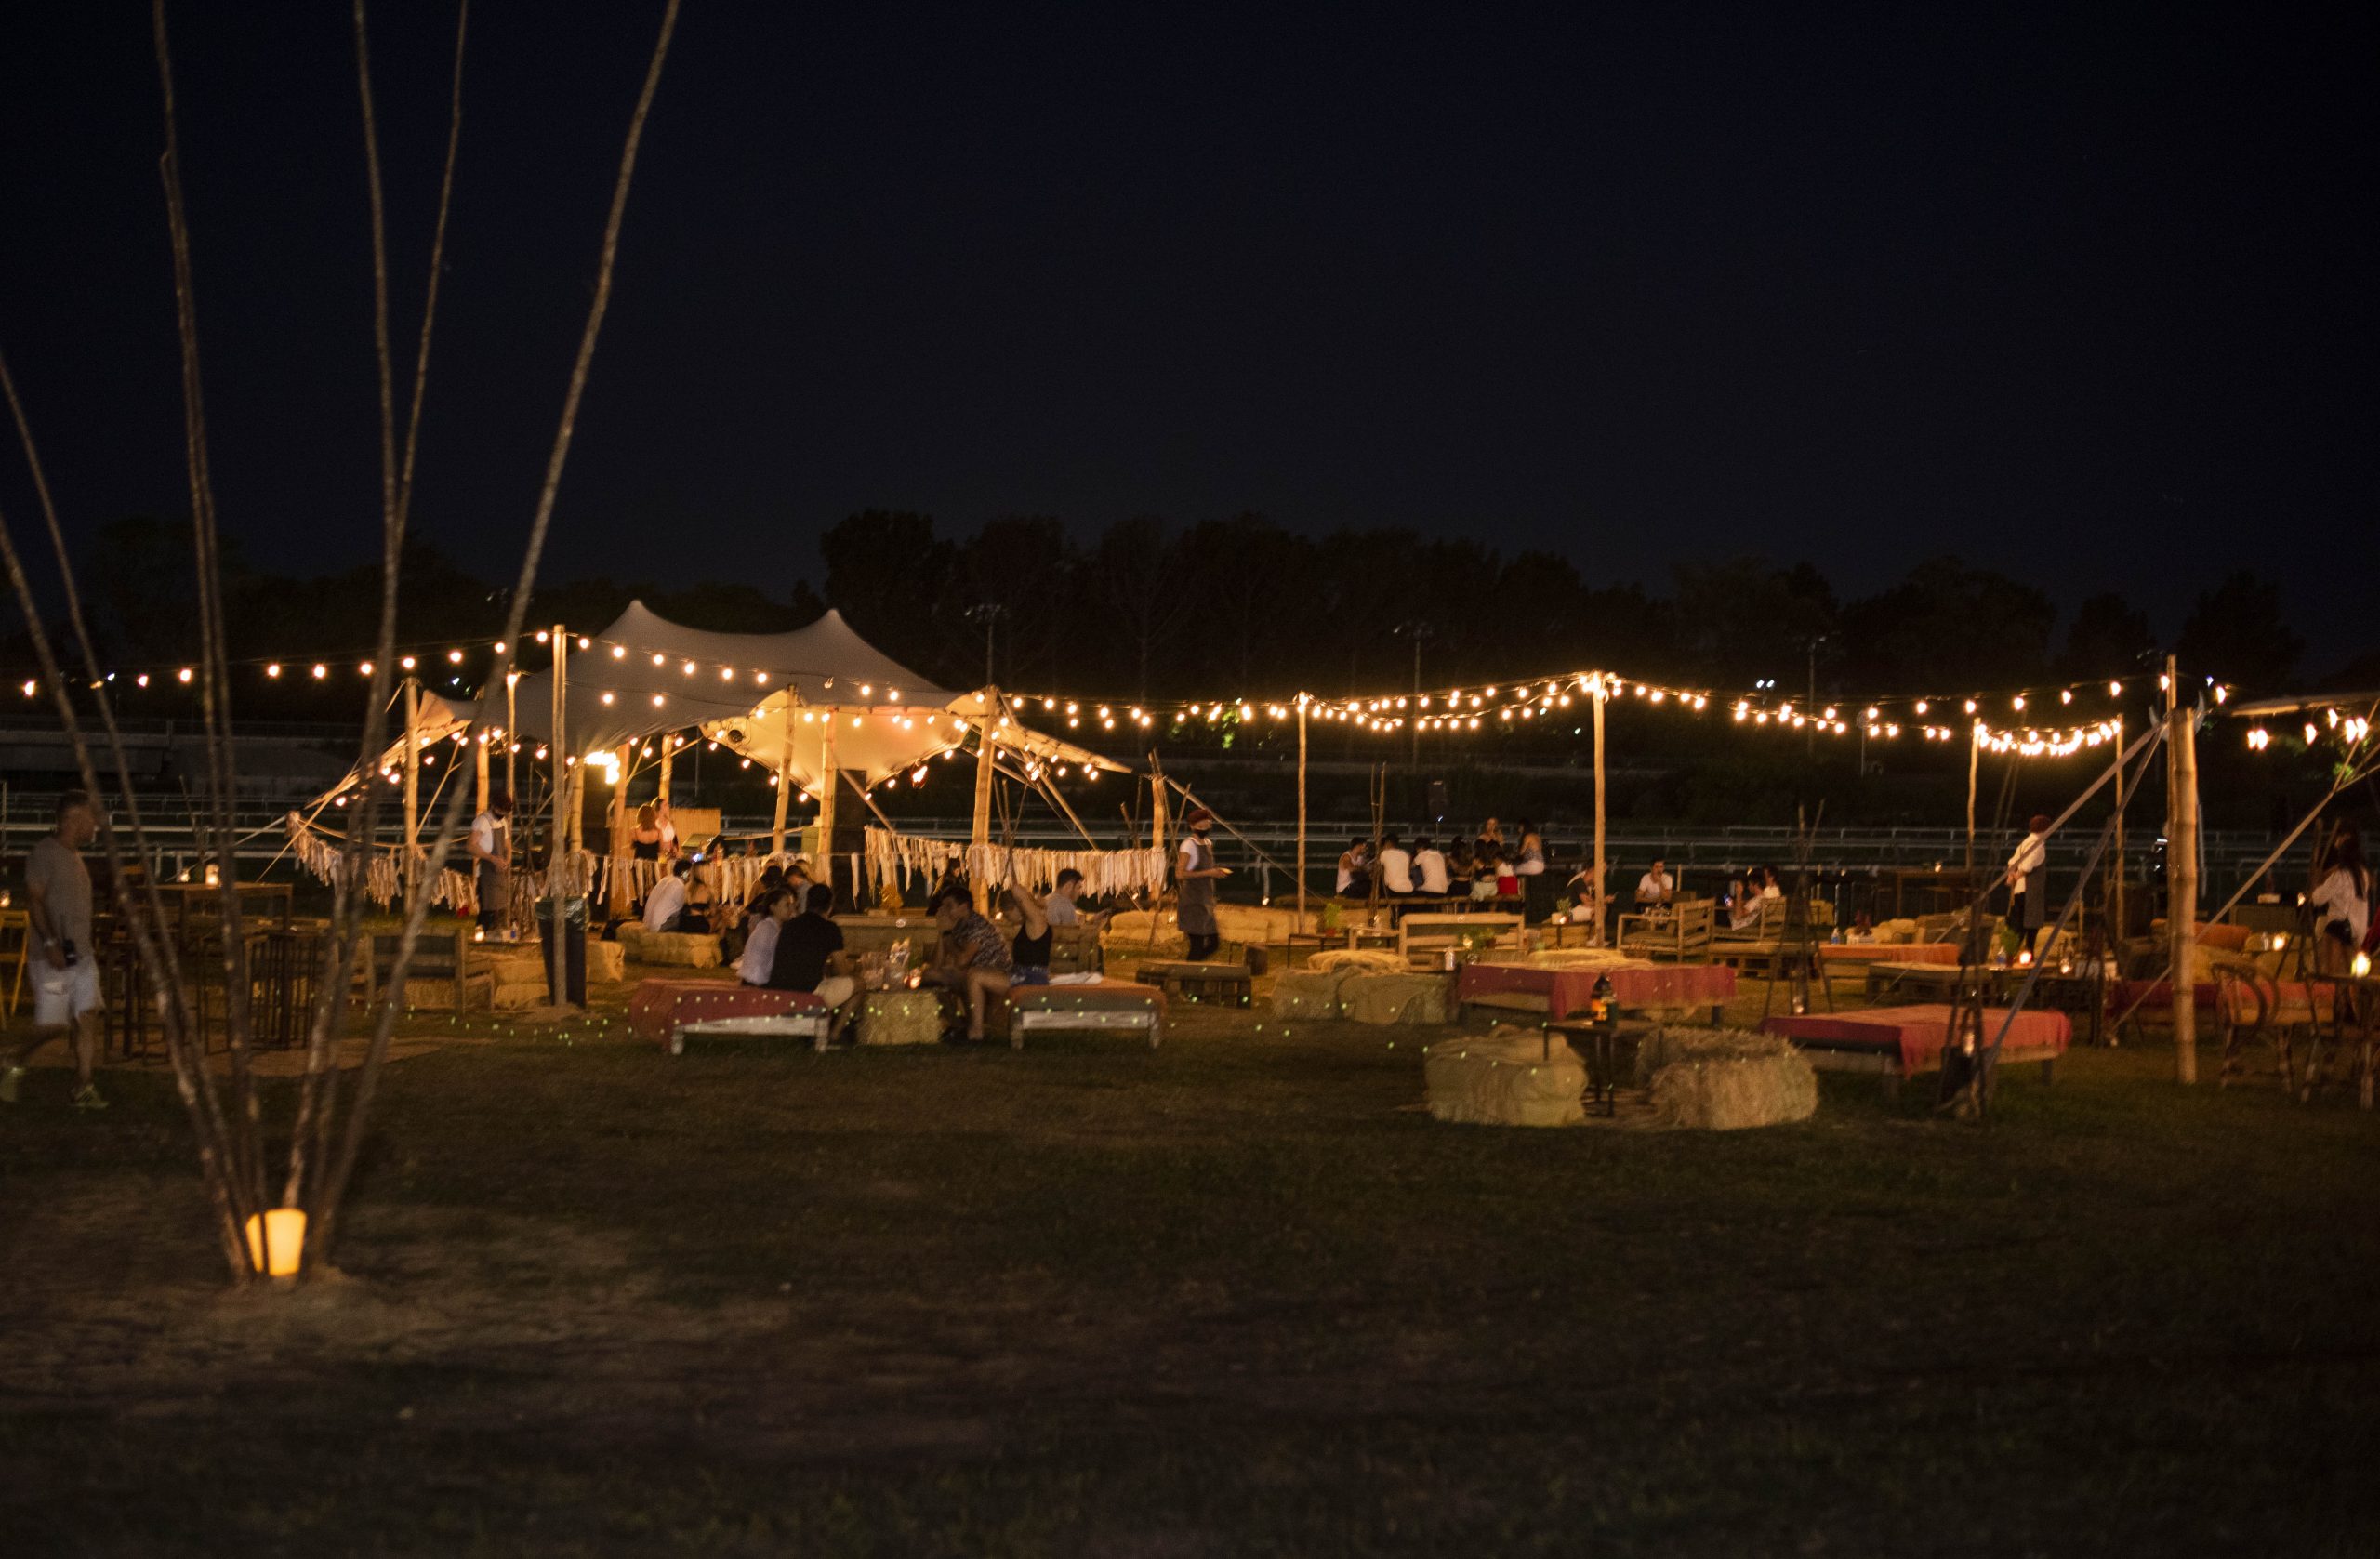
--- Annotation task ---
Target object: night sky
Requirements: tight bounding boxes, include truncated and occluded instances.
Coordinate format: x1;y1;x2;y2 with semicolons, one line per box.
1;4;2373;666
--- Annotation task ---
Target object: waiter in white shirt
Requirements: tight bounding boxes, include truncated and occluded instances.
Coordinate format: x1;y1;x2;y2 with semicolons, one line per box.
2005;813;2051;961
469;789;513;937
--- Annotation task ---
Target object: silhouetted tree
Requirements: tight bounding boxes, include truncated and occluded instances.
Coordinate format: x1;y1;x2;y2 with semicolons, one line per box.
2176;571;2303;692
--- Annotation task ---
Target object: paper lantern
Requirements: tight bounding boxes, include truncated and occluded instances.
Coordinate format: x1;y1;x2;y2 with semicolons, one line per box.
244;1208;307;1277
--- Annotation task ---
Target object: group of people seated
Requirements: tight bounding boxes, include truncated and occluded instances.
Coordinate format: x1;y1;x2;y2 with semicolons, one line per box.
717;863;1117;1044
1558;857;1784;931
1335;817;1548;902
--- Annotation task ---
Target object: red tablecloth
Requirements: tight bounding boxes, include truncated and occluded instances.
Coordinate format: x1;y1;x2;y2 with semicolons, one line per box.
1459;961;1736;1017
1761;1003;2070;1076
1818;943;1961;965
628;977;824;1047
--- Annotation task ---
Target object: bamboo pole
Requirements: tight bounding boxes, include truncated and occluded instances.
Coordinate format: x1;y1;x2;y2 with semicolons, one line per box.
1145;755;1170;944
817;710;840;873
1965;721;1979;874
971;702;998;913
1592;676;1607;946
473;719;490;817
401;677;422;903
656;733;672;808
606;740;632;918
549;623;568;884
2110;714;2125;940
770;704;792;856
2167;655;2198;1083
1296;694;1309;936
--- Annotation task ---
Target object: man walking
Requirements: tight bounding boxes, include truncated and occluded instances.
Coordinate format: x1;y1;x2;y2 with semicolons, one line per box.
1175;807;1230;960
3;790;105;1107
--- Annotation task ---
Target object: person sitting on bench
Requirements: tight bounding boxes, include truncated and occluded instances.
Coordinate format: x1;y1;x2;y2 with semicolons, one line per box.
923;888;1015;1041
767;883;859;1039
642;858;692;934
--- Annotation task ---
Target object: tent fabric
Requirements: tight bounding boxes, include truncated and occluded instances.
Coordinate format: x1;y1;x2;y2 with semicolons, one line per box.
509;601;957;757
699;691;1128;795
319;691;478;800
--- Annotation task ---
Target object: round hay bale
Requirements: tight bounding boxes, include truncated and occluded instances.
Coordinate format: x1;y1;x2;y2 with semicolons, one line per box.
1269;968;1349;1018
1342;971;1450;1025
1423;1027;1585;1127
1635;1025;1817;1130
1309;947;1405;976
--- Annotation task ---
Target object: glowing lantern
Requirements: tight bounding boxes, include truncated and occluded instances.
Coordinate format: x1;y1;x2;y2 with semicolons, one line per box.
244;1208;307;1277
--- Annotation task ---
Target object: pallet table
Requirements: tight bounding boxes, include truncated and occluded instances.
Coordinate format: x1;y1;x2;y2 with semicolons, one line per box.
1137;959;1253;1008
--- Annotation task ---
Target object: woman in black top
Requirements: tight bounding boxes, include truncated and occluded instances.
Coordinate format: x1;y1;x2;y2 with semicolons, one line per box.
1003;881;1055;985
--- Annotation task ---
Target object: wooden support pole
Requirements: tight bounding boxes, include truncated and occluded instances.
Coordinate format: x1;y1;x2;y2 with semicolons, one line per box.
1965;721;1979;874
473;720;490;817
607;741;633;919
2167;655;2199;1083
1146;755;1169;944
402;677;422;904
657;733;673;808
2110;714;2125;940
1296;694;1310;936
549;624;569;885
1592;677;1607;946
971;702;998;913
503;671;518;805
770;703;793;856
817;711;840;871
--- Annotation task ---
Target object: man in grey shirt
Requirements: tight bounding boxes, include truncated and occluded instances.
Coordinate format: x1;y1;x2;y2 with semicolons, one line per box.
6;789;104;1107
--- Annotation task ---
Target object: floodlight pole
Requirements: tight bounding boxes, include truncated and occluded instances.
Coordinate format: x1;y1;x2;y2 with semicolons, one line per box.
1296;694;1310;936
1592;675;1607;947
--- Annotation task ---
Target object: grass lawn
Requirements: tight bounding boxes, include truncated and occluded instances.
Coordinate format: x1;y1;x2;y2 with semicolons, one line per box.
3;988;2376;1557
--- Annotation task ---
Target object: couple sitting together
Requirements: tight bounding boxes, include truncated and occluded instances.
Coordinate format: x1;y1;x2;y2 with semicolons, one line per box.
736;869;1108;1045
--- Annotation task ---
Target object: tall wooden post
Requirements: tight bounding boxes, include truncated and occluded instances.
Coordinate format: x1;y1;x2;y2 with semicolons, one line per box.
607;741;633;918
1592;677;1607;946
504;671;518;803
473;721;490;817
770;704;793;856
817;711;840;874
971;703;998;913
2166;655;2199;1083
401;677;422;903
1146;757;1170;944
657;733;673;808
2109;714;2126;939
1965;722;1980;874
1296;694;1310;935
549;624;569;885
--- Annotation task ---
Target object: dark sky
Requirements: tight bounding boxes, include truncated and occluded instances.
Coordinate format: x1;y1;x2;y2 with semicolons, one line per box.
1;4;2373;666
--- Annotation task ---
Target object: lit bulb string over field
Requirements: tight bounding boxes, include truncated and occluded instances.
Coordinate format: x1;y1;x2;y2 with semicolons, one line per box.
26;625;2368;763
999;667;2240;760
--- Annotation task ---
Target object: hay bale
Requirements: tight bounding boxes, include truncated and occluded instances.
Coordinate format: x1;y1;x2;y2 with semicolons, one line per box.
1269;967;1350;1018
1523;948;1636;970
1309;947;1405;976
1342;971;1450;1024
856;989;945;1047
1876;918;1917;945
1214;903;1304;946
1423;1027;1585;1128
587;939;626;983
1634;1025;1817;1130
492;978;549;1011
628;931;721;969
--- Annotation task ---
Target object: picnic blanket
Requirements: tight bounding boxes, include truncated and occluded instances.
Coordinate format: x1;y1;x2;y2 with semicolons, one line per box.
628;977;823;1048
1460;959;1736;1017
1761;1002;2069;1077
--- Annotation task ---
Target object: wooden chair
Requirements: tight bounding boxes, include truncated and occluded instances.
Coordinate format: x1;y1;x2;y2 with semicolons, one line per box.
1616;897;1714;959
1395;912;1525;970
368;928;490;1012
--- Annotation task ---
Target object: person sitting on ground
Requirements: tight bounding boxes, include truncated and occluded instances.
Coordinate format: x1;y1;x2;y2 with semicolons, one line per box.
642;857;692;933
737;886;796;985
1412;836;1450;896
1336;838;1370;895
1377;832;1416;896
1636;857;1674;910
768;883;860;1038
923;887;1014;1041
1514;821;1546;877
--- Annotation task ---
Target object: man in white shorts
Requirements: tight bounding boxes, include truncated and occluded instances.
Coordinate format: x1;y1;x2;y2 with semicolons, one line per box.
4;789;105;1108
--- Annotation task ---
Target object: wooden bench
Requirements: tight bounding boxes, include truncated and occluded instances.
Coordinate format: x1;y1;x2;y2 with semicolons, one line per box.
1138;959;1252;1008
1395;913;1525;970
1616;898;1715;959
367;929;490;1012
999;982;1166;1049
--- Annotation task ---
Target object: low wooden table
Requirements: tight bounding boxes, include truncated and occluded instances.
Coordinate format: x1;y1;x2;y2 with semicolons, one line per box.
1137;959;1253;1008
1545;1018;1650;1117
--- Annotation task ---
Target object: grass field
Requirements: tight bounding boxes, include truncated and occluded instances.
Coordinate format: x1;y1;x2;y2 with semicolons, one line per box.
3;990;2376;1557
